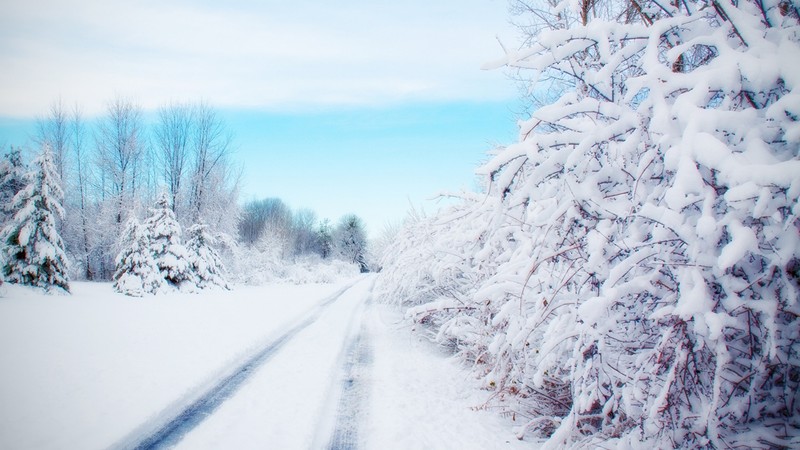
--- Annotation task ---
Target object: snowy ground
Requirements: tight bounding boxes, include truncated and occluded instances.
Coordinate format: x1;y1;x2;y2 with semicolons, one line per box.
0;277;531;449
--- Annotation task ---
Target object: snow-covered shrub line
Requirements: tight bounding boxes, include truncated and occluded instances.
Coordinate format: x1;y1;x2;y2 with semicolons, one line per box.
377;0;799;447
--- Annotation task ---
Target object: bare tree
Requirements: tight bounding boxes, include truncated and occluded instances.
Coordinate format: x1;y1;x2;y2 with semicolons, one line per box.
292;208;318;256
93;97;145;279
36;98;69;185
95;96;144;226
154;101;193;219
334;214;368;272
189;101;233;223
238;197;292;246
35;99;70;237
71;105;94;279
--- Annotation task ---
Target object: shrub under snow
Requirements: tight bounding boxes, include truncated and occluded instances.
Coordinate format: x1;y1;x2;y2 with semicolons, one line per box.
377;0;799;447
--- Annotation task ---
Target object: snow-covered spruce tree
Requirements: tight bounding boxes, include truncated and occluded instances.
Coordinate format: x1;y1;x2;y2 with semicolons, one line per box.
378;0;799;447
113;218;162;296
2;146;70;292
0;147;28;224
144;192;194;290
185;223;229;289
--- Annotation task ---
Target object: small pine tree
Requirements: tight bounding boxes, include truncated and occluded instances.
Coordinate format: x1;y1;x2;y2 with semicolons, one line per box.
185;223;229;290
1;146;69;292
144;192;194;289
113;218;161;296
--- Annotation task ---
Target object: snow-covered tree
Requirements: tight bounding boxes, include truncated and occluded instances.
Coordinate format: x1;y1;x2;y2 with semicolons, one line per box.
144;192;194;289
378;0;800;447
2;146;70;292
317;219;333;259
113;218;161;296
185;223;229;290
334;214;368;272
0;147;28;224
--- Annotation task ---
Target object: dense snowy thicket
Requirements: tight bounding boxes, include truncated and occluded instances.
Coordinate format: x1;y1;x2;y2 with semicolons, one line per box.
1;147;70;292
377;0;800;447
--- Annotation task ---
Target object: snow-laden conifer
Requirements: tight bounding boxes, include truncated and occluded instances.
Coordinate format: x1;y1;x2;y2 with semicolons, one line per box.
2;146;69;292
185;223;229;290
113;218;161;296
144;192;194;290
378;0;800;447
0;147;28;224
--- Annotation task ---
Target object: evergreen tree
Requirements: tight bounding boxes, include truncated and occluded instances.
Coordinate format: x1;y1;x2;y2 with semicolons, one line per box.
317;219;333;259
113;218;161;296
0;147;28;224
2;146;69;292
185;223;229;289
143;192;194;289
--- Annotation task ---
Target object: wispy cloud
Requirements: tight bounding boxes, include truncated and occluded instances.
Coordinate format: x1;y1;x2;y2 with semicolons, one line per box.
0;0;516;117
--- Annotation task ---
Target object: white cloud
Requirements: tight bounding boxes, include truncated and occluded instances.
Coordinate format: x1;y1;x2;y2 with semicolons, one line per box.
0;0;517;117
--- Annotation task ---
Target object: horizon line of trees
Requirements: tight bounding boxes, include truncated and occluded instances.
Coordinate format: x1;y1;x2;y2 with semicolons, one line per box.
237;197;369;273
0;96;240;282
1;96;371;290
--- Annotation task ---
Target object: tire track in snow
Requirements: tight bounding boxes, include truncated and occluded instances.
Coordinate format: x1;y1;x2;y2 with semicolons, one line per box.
326;304;373;450
113;281;361;450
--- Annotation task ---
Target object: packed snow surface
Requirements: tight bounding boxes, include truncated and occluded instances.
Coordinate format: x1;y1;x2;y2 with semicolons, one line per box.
0;278;528;449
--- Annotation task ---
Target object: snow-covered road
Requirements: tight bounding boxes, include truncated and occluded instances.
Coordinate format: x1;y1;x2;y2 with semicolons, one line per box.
165;276;372;449
0;277;530;449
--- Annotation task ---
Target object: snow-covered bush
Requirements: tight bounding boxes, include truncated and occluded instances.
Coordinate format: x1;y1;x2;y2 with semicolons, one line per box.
113;218;162;296
224;237;360;286
1;146;70;293
378;0;800;447
185;223;229;290
282;256;360;284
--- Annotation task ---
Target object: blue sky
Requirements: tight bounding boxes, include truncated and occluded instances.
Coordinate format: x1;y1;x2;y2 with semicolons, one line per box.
0;0;522;237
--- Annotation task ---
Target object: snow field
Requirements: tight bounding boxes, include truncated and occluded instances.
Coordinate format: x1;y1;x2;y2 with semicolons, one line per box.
0;280;357;450
0;277;534;449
